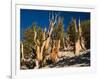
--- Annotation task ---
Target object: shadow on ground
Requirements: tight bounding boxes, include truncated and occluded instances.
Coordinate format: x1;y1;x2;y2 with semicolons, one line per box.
49;51;90;68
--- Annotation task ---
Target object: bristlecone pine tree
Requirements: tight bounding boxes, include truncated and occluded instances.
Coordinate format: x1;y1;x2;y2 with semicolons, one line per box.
81;20;90;49
66;18;78;53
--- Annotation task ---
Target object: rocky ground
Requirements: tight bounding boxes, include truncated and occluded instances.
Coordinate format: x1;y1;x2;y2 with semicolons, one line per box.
21;49;90;69
43;49;90;68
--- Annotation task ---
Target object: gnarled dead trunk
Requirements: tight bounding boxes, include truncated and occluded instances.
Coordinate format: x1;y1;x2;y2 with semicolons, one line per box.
34;13;59;67
21;42;25;60
50;39;60;63
75;19;86;56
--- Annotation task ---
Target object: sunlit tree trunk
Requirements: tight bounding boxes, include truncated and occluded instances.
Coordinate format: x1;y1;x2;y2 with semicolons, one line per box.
75;19;86;56
21;42;25;60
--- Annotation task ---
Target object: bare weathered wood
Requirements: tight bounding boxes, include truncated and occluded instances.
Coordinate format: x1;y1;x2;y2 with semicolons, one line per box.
75;19;86;56
21;42;25;60
50;39;60;63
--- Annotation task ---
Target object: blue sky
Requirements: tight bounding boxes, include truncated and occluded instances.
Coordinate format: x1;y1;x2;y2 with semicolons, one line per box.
20;9;90;40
